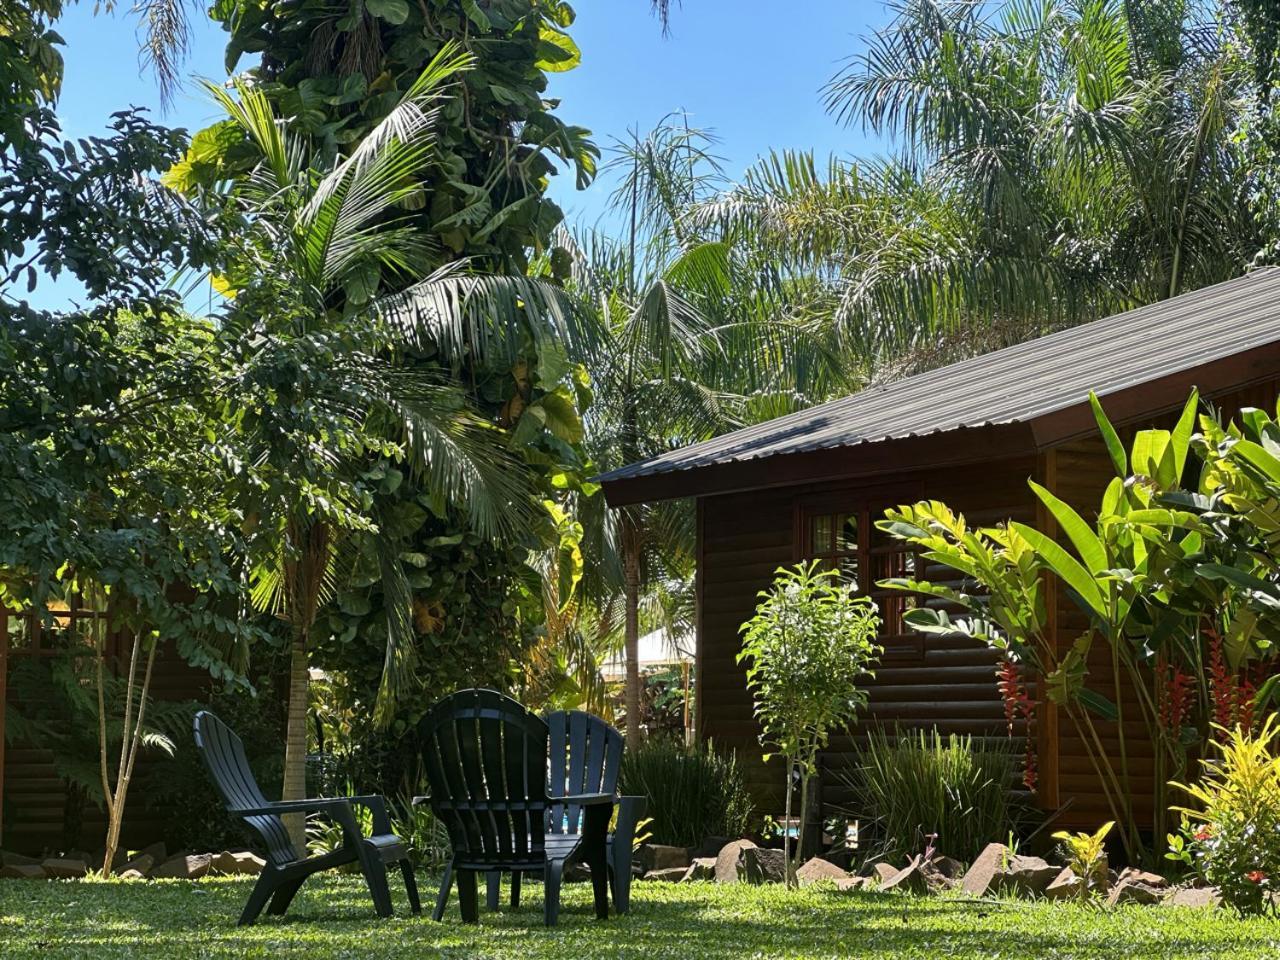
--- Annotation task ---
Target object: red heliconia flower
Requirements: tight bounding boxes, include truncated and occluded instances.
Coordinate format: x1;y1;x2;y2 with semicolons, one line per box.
1247;870;1267;884
1194;828;1212;842
1206;627;1238;740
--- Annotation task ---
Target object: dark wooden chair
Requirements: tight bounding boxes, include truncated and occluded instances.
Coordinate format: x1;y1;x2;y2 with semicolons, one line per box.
414;689;614;926
193;710;420;925
485;709;646;914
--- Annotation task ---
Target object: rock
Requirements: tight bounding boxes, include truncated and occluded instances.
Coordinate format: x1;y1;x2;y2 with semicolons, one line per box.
741;846;787;884
820;846;857;870
796;857;851;886
638;844;691;874
929;855;965;880
834;876;870;892
1117;867;1168;889
0;851;40;867
152;854;212;880
116;854;155;879
210;851;265;876
1002;855;1059;896
714;840;756;884
961;843;1010;897
959;845;1057;898
564;862;591;883
1165;886;1221;909
41;858;88;879
138;842;167;865
1045;867;1084;900
691;836;732;860
871;862;900;884
0;864;46;879
643;867;688;882
1107;876;1166;906
880;856;928;894
681;858;717;882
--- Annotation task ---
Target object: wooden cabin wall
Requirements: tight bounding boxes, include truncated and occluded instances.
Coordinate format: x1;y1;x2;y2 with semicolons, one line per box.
698;455;1039;818
2;641;212;856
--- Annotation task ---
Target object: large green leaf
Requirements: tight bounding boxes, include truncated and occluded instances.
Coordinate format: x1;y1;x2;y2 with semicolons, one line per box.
1089;391;1127;477
1011;521;1106;617
1028;480;1107;575
366;0;410;24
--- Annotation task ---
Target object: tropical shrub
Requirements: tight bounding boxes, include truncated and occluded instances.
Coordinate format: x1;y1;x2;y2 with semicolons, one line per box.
739;560;881;885
840;727;1027;865
618;738;753;848
1052;821;1114;899
1171;717;1280;916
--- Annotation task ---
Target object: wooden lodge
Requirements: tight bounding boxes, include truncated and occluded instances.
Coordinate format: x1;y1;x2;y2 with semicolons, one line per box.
597;268;1280;830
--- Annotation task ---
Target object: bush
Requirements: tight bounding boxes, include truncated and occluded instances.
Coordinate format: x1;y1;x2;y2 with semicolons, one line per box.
620;738;754;848
840;727;1029;864
1170;717;1280;917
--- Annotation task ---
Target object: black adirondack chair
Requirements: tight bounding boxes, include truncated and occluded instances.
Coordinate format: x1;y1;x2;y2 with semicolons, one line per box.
193;710;420;925
484;709;646;914
414;689;615;926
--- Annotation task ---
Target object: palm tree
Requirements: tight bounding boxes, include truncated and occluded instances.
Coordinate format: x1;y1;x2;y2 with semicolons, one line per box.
199;45;586;853
713;0;1257;373
572;118;852;741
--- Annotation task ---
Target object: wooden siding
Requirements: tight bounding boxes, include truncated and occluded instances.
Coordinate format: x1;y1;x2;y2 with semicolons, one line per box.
699;458;1039;814
1;640;212;855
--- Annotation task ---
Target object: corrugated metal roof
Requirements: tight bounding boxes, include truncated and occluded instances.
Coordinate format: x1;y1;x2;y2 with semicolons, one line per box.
598;268;1280;484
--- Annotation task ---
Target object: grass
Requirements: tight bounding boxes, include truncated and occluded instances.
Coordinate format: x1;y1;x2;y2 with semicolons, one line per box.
2;874;1279;959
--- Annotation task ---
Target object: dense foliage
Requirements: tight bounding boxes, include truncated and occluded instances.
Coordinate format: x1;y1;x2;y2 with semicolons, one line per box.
1171;718;1280;916
618;738;754;848
840;727;1026;866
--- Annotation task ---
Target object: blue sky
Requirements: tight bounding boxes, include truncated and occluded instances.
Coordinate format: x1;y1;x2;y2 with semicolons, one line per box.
41;1;892;308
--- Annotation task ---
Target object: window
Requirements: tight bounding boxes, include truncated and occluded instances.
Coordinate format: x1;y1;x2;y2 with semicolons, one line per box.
798;493;923;659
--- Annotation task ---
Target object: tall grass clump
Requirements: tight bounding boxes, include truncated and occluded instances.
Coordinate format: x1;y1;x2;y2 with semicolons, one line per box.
620;738;754;847
842;727;1029;864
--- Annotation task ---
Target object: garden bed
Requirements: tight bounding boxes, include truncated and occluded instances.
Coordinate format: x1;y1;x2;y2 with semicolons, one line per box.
2;874;1278;959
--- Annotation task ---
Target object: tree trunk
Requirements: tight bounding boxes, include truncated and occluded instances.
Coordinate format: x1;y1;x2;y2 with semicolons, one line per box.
783;757;795;889
99;628;158;879
794;766;809;887
622;514;642;744
281;626;310;857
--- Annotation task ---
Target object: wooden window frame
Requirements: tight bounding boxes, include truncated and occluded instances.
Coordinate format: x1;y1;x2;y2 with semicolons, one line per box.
794;483;925;661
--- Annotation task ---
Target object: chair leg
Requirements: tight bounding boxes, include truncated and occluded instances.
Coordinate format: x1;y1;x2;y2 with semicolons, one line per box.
486;871;501;911
238;869;281;927
583;804;612;921
543;860;565;927
433;861;454;922
609;848;633;915
363;862;394;919
267;875;308;917
510;871;521;910
401;860;422;916
456;868;479;923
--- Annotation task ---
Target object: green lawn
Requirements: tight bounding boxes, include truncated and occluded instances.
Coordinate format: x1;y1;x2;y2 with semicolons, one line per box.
2;874;1278;959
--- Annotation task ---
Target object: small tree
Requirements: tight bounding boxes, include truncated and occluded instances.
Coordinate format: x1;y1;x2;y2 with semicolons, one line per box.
738;560;881;886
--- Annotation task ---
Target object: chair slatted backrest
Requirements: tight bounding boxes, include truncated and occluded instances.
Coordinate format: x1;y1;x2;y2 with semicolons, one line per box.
193;710;297;867
419;689;549;866
546;710;624;836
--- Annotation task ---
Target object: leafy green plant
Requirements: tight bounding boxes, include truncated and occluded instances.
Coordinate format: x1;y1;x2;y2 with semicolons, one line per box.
1052;821;1113;899
739;560;881;885
1171;716;1280;916
618;738;753;848
840;727;1028;866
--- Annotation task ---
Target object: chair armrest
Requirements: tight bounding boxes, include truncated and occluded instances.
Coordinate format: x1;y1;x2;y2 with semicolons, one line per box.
411;794;431;806
230;797;353;818
561;792;615;806
346;794;394;835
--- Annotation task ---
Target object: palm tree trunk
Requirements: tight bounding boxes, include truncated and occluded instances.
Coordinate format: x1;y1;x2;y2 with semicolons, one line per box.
280;518;330;857
281;627;310;856
622;515;642;744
